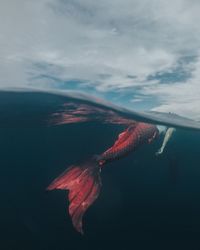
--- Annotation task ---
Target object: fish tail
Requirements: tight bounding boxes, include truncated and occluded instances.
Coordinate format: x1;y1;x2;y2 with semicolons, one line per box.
47;158;101;234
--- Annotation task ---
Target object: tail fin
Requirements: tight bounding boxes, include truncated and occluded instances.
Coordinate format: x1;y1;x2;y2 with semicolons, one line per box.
47;159;101;234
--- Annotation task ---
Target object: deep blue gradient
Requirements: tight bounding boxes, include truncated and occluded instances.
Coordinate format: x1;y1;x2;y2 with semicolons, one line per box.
1;91;200;250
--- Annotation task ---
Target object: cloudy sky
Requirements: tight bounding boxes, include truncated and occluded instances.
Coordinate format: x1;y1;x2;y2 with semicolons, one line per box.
1;0;200;118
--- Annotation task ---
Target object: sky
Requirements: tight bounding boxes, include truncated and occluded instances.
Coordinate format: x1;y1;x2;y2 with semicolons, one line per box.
1;0;200;119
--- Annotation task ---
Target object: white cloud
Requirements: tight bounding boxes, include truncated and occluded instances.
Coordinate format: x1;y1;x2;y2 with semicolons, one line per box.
144;55;200;119
1;0;200;118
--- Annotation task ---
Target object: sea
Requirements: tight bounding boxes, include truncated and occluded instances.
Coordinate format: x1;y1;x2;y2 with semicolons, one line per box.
1;90;200;250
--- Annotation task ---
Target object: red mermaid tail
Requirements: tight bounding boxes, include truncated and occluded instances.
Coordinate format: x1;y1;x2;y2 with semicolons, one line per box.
47;159;101;234
47;123;158;234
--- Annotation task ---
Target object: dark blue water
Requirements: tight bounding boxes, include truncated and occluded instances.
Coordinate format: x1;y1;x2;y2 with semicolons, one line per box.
1;91;200;250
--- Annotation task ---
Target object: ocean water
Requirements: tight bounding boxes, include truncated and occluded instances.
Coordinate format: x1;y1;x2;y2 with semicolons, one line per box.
1;91;200;250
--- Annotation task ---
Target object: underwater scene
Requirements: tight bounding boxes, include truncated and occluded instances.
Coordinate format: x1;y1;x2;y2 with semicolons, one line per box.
1;90;200;250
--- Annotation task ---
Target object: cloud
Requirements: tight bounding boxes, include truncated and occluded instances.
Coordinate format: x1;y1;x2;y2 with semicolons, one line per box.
143;55;200;119
1;0;200;118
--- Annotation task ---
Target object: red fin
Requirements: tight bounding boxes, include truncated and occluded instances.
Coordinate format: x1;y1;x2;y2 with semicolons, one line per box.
47;160;101;234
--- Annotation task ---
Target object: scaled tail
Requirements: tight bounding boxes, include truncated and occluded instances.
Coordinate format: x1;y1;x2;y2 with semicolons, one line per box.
47;158;101;234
